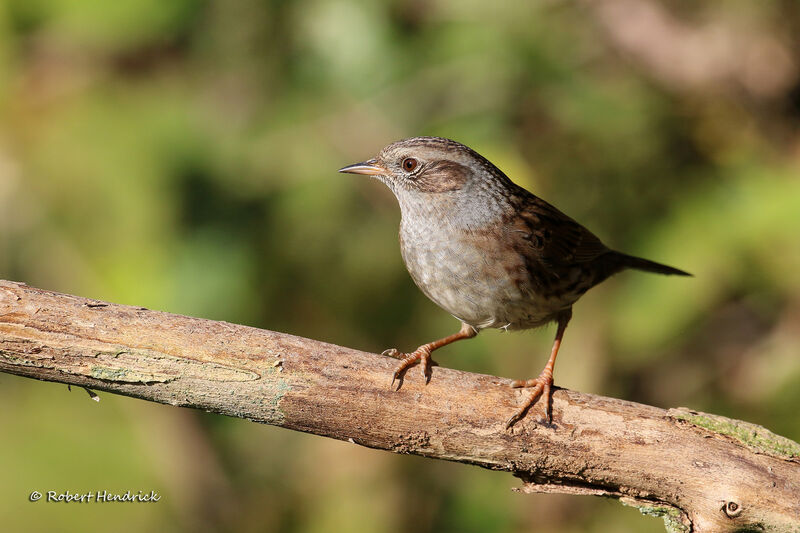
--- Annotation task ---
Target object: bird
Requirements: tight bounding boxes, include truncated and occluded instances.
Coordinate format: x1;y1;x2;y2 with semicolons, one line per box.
339;136;690;428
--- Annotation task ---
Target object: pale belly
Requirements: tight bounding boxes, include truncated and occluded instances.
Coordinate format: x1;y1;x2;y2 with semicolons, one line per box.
399;223;573;331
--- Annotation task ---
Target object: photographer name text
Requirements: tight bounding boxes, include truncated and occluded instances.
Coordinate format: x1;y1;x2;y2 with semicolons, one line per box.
29;490;161;503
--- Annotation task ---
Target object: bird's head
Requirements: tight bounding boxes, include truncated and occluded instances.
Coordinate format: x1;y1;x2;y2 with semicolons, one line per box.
338;136;512;199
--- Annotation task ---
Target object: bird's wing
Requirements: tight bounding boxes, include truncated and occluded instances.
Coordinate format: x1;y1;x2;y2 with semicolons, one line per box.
507;192;609;270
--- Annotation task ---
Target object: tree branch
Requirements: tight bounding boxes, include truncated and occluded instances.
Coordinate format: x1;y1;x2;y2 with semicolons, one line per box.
1;280;798;532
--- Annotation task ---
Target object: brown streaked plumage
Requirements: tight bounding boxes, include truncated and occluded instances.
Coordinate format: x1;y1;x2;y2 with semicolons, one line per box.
339;136;690;428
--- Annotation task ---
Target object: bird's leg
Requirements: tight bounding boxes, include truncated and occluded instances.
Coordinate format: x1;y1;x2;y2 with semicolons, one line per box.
385;322;477;387
506;309;572;428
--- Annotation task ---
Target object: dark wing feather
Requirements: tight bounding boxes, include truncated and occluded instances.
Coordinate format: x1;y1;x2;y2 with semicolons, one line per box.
508;192;609;270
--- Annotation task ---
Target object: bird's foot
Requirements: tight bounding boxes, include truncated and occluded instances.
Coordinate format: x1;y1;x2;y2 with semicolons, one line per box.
506;370;554;429
382;348;437;388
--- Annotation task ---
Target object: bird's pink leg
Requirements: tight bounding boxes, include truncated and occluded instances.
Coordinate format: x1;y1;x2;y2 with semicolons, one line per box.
386;322;476;387
506;310;572;428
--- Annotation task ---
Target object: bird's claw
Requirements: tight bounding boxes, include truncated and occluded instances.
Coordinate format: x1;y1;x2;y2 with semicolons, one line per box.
506;374;554;429
388;349;435;389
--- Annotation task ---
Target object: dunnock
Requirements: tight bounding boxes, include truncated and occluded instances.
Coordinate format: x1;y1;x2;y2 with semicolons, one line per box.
340;136;689;427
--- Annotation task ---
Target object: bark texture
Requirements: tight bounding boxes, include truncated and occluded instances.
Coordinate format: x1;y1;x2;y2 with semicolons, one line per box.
1;280;798;532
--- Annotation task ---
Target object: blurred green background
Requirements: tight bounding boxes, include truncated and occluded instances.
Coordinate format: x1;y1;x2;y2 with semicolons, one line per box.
1;0;799;531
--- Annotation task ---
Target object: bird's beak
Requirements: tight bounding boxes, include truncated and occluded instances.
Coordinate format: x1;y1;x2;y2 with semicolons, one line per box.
338;159;386;176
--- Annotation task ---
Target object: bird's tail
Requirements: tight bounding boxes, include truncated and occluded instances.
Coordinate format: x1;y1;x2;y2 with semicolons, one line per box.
612;252;692;277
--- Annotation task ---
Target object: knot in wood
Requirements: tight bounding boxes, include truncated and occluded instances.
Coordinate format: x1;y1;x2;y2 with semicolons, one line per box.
722;500;742;518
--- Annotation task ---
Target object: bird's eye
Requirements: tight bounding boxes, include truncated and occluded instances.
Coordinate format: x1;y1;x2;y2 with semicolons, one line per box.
402;158;418;172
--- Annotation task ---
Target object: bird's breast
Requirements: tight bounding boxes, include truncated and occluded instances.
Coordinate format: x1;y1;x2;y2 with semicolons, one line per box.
398;217;568;330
